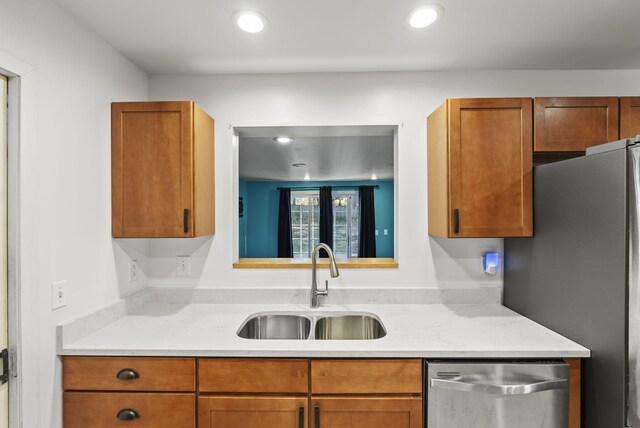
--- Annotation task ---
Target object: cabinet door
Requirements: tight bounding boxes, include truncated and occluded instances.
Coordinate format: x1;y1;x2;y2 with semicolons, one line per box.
312;397;422;428
198;396;308;428
449;98;533;237
112;101;193;237
621;97;640;139
534;97;619;152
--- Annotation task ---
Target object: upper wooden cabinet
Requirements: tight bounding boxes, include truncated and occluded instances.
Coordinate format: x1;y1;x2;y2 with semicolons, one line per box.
427;98;533;238
534;97;619;152
621;97;640;139
112;101;215;238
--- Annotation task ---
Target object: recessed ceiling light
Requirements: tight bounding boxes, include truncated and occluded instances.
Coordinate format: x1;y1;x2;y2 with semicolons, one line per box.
371;174;378;180
304;173;311;180
274;136;294;144
408;4;444;28
234;11;268;33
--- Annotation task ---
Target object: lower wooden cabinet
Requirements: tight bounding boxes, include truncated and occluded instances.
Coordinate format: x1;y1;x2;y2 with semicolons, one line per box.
198;396;308;428
63;392;195;428
311;397;423;428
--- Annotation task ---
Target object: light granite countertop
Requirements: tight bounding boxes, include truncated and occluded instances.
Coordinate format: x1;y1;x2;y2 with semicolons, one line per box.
57;290;590;358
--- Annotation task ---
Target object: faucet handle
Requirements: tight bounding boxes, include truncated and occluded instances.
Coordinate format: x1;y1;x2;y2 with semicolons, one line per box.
318;280;329;295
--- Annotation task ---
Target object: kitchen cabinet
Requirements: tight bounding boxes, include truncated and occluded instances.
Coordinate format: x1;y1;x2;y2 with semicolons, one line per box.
63;356;576;427
311;397;422;428
427;98;533;238
198;396;308;428
621;97;640;138
534;97;619;152
197;358;309;428
310;359;422;428
197;358;422;428
111;101;215;238
64;392;195;428
63;357;196;428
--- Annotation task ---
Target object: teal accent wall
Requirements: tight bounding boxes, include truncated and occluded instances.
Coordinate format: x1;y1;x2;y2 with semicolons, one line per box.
239;179;394;258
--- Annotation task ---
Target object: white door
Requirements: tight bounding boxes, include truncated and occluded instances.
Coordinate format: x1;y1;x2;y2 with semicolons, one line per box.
0;73;7;428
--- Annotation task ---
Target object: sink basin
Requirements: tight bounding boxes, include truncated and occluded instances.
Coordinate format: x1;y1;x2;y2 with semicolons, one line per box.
237;314;311;340
237;312;386;340
314;314;386;340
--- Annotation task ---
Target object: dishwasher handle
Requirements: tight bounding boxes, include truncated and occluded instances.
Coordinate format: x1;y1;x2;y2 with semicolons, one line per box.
431;377;568;395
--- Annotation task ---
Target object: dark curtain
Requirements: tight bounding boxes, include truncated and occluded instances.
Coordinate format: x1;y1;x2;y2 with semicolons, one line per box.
277;188;293;258
358;186;377;258
318;186;333;258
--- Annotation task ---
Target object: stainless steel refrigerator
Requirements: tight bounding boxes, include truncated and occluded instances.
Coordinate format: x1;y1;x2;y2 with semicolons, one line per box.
505;135;640;428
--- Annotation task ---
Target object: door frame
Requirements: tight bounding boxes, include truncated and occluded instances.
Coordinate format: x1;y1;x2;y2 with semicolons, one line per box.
0;49;35;428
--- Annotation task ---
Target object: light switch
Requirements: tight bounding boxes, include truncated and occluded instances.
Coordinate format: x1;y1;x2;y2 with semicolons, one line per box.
384;229;388;235
375;230;379;236
51;280;67;310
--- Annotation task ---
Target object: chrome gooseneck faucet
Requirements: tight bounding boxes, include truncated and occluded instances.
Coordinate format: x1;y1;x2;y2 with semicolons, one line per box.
310;243;340;308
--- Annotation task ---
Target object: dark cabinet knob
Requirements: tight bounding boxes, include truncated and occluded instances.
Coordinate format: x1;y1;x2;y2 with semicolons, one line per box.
116;368;139;381
116;408;140;421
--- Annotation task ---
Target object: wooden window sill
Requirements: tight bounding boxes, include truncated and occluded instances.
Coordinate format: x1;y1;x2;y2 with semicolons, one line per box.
233;258;398;269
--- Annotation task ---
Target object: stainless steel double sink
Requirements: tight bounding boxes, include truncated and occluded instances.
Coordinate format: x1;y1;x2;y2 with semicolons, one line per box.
237;312;386;340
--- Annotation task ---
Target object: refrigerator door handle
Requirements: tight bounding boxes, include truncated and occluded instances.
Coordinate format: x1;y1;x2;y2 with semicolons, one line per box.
431;377;568;395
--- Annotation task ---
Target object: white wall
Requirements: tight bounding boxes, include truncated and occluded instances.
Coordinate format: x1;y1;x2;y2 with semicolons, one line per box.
0;1;149;427
148;69;640;291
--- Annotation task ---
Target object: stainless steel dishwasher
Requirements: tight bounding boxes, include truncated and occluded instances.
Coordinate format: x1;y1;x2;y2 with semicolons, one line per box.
426;361;570;427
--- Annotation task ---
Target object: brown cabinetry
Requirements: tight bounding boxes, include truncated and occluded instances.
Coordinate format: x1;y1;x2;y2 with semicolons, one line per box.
621;97;640;139
198;396;308;428
64;392;195;428
310;359;422;428
311;397;422;428
427;98;533;238
197;358;423;428
63;357;196;428
112;101;215;238
534;97;619;152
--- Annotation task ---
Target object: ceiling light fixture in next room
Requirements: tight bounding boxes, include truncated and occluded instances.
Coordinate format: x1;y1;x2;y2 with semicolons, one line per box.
234;11;268;33
408;4;444;28
274;136;294;144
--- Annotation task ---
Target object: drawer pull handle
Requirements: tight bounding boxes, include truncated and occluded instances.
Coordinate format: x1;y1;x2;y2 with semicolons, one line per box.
453;208;460;234
314;405;320;428
116;368;139;381
116;408;140;421
298;406;304;428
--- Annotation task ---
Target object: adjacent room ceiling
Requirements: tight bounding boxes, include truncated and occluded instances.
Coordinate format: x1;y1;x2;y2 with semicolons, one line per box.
238;126;395;181
53;0;640;74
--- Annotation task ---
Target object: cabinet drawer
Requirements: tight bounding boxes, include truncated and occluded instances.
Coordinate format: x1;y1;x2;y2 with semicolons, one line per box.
199;358;308;393
63;357;195;391
64;392;195;428
311;359;422;395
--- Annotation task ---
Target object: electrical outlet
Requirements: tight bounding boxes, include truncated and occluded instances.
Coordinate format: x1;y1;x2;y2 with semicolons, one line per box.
128;260;138;283
177;256;191;277
51;280;67;310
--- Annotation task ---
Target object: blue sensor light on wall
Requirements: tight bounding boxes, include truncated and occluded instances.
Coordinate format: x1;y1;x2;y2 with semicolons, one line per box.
483;252;500;275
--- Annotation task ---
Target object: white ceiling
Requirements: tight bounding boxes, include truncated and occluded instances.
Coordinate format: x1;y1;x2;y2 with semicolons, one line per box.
238;126;394;181
54;0;640;74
